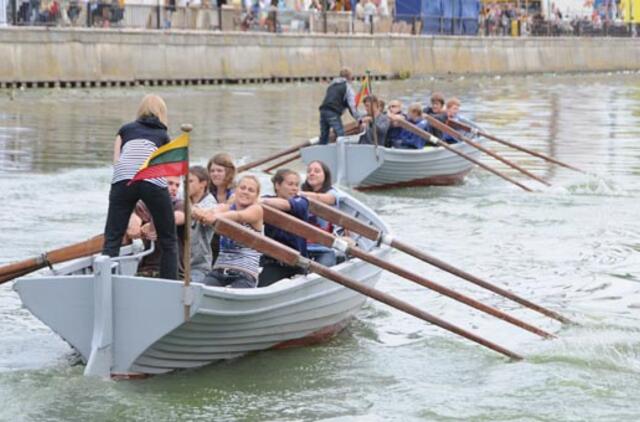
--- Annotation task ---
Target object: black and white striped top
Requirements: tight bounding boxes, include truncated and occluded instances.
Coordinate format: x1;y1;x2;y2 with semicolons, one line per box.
112;116;170;187
214;206;262;280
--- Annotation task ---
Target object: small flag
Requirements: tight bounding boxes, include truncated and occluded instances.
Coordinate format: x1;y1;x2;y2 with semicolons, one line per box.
128;133;189;184
354;75;370;108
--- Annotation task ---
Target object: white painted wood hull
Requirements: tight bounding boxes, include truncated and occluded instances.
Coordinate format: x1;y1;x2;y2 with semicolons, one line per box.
14;193;391;376
301;133;485;190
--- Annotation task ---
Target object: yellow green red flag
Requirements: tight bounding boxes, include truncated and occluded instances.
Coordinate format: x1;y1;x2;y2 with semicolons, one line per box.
128;132;189;184
355;75;370;108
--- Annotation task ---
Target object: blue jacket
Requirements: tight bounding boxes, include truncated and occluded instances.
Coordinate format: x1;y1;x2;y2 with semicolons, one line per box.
397;117;430;149
263;195;309;257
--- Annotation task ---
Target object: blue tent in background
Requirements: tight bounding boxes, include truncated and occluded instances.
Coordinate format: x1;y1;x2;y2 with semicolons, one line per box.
396;0;480;35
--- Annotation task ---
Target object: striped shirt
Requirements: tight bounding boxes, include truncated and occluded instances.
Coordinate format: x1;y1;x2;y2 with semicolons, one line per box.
112;116;170;187
214;205;262;279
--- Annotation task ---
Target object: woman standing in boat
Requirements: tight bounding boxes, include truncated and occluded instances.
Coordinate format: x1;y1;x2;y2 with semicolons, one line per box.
192;175;263;288
301;160;341;267
207;153;236;265
102;94;178;280
259;169;309;287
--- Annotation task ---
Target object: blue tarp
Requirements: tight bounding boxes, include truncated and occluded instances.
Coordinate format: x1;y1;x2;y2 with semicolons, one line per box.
396;0;480;35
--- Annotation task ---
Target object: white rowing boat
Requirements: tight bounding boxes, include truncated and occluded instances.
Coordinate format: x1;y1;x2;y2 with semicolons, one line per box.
300;123;485;190
13;193;391;377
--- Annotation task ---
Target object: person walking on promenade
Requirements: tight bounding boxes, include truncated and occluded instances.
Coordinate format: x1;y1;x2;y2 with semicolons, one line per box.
102;94;179;280
318;67;363;145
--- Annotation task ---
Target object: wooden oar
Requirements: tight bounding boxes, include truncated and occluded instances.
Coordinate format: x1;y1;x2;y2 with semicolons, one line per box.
0;234;105;284
213;217;523;360
237;139;318;173
264;153;302;174
447;120;586;174
262;204;554;339
421;115;551;187
243;116;362;174
0;267;35;284
395;119;533;192
306;198;572;324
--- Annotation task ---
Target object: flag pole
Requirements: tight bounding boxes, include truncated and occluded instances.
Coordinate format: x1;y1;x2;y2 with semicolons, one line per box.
366;70;379;150
180;123;193;321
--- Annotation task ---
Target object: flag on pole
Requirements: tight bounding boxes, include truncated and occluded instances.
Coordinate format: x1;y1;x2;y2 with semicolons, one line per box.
128;132;189;184
354;75;370;108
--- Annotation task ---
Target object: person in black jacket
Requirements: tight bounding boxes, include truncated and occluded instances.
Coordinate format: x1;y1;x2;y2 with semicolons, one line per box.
102;94;179;280
318;67;363;145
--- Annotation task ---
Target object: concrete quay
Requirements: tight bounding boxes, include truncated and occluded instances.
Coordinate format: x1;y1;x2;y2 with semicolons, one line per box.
1;27;638;88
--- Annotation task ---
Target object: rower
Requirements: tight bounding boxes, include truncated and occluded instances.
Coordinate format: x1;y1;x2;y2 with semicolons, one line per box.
259;169;309;287
300;160;343;267
193;175;263;289
358;95;390;146
388;103;433;149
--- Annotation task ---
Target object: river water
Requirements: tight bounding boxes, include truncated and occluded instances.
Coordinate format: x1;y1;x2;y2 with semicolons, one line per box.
1;72;639;421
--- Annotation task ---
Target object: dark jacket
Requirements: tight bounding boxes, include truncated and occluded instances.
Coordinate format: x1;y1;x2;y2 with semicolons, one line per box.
117;115;169;150
319;77;360;119
358;113;390;145
263;195;309;257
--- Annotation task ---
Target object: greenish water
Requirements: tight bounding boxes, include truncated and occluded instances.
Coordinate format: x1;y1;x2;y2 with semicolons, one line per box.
1;72;640;421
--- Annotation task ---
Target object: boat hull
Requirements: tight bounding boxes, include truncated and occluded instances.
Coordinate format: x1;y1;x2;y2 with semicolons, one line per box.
300;134;484;190
14;194;391;376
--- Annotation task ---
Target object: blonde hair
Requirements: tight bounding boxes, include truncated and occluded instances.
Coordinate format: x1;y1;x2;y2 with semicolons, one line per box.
339;67;353;80
238;174;261;199
446;97;461;109
136;94;168;126
408;102;423;116
207;153;236;190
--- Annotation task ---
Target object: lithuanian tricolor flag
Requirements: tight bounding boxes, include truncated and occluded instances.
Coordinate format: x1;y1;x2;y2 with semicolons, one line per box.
354;75;370;108
128;133;189;184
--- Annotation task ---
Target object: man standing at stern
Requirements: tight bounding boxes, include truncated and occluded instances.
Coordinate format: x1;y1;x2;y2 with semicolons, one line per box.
318;67;363;145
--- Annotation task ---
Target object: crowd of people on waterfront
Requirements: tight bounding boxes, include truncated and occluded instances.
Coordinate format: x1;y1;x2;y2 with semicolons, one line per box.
11;0;125;27
5;0;635;36
479;1;636;37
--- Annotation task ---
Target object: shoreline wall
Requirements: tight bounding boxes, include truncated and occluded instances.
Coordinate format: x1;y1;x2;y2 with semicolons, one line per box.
1;27;639;87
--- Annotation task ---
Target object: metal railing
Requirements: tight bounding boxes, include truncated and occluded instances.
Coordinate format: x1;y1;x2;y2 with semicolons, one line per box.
4;1;638;37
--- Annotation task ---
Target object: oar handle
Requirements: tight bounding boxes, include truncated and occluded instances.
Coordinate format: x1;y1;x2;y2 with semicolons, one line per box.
307;199;381;241
214;218;301;267
395;119;533;192
262;204;336;247
213;217;522;360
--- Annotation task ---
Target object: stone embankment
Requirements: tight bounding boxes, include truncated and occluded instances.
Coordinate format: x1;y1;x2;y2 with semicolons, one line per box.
1;27;637;88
